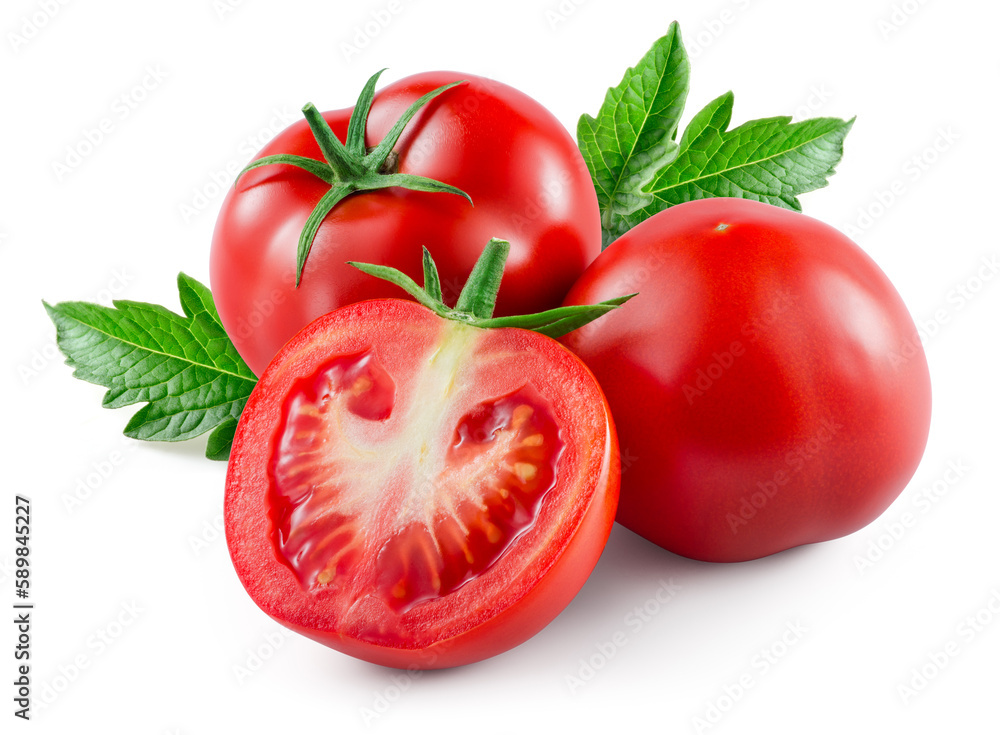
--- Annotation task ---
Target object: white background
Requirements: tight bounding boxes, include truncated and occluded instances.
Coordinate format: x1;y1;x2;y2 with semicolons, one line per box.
2;0;998;732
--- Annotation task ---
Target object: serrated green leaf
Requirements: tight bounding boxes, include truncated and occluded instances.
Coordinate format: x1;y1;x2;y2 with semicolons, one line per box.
44;273;257;460
579;21;854;246
578;21;690;247
627;96;855;231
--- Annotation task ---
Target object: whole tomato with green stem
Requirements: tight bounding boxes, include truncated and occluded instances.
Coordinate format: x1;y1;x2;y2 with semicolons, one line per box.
211;70;600;376
561;198;932;562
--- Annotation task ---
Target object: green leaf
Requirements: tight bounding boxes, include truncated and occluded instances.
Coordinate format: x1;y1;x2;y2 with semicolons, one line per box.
578;21;690;248
633;95;854;227
44;274;257;461
206;418;239;461
579;21;854;247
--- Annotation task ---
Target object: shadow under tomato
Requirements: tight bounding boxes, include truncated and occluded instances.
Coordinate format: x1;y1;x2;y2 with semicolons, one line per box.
313;519;827;681
518;522;827;667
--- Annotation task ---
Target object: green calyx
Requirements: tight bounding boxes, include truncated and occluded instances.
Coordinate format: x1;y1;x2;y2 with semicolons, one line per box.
235;69;474;286
348;238;636;339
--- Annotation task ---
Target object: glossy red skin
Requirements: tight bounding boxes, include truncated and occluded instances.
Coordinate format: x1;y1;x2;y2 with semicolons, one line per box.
562;198;932;562
225;300;619;668
211;71;600;376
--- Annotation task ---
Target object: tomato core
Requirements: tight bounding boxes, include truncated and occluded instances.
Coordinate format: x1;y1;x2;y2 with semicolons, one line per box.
266;331;564;619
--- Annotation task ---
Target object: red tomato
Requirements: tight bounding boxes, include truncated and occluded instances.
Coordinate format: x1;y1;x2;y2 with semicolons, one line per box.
211;72;600;376
561;198;931;562
225;299;619;668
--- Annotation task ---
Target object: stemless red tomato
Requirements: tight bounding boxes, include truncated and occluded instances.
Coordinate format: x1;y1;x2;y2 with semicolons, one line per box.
225;299;619;668
562;198;932;562
211;72;600;375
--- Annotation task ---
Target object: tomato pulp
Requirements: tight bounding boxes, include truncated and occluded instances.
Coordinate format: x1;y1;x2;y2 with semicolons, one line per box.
211;72;601;376
562;198;932;562
225;300;619;667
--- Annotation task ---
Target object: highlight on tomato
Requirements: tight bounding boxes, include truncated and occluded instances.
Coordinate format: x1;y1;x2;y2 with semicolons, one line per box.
225;240;630;668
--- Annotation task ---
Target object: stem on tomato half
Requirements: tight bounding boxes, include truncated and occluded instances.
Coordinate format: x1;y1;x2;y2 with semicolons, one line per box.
233;69;474;287
348;238;637;339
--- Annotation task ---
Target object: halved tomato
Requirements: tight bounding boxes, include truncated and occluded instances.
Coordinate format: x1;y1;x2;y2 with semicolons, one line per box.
225;297;619;668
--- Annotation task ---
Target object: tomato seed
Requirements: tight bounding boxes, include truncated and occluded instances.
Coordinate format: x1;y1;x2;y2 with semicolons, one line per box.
513;462;538;483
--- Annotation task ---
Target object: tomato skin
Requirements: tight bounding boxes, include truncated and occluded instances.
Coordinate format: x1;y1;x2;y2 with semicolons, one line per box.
561;198;932;562
211;72;600;376
225;299;618;668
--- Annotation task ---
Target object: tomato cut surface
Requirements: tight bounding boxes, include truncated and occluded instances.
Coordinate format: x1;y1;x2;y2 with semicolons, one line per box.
225;299;618;668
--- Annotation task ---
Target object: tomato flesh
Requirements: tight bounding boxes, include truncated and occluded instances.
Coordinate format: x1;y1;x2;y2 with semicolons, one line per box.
225;300;618;667
270;365;564;612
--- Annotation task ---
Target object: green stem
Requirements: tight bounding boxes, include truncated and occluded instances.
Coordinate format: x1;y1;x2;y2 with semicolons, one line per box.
346;69;386;157
349;239;636;339
301;104;364;181
234;73;474;286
